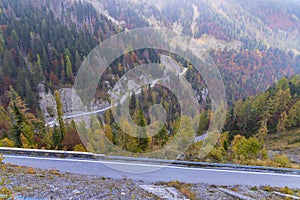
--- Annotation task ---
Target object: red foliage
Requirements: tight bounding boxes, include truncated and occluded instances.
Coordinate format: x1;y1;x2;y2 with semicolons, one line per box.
62;128;83;151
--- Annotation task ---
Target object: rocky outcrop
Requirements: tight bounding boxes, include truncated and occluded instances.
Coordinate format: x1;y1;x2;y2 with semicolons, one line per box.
38;84;57;123
38;84;84;123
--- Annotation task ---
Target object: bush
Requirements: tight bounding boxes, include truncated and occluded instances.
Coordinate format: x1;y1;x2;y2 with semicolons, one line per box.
0;138;15;147
273;154;291;167
262;186;272;192
279;186;294;195
73;144;87;152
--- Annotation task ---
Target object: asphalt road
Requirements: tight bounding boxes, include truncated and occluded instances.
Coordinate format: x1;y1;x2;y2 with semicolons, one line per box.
3;155;300;188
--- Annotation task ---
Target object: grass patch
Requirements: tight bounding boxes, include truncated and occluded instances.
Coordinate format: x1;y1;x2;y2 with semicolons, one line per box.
261;185;299;196
279;186;294;195
161;180;197;200
262;186;273;192
266;129;300;150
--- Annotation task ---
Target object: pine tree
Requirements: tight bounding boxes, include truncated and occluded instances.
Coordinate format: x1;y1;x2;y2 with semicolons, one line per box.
8;87;40;148
155;125;168;147
197;111;209;135
75;50;82;71
288;101;300;129
66;55;73;82
134;107;148;152
25;79;36;109
119;117;137;152
277;111;288;133
54;90;66;149
130;92;137;111
0;105;11;140
52;125;62;149
257;119;268;145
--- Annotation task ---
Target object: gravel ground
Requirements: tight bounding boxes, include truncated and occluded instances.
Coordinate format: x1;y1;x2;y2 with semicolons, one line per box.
1;164;300;199
1;164;157;200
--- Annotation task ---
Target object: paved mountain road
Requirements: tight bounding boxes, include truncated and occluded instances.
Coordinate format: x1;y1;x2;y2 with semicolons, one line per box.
3;155;300;188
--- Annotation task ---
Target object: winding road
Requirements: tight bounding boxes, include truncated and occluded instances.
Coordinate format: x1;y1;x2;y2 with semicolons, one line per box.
47;55;189;127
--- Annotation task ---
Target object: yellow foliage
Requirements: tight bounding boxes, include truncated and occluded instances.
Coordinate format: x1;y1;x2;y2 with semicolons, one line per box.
0;138;15;147
279;186;294;195
273;154;291;168
73;144;87;152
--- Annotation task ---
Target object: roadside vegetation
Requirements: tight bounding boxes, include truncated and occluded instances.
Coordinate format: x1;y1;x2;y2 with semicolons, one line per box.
158;180;300;200
0;155;13;200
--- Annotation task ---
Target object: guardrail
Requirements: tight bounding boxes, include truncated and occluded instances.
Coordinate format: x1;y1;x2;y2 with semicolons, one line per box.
107;155;300;174
1;147;300;174
0;147;105;159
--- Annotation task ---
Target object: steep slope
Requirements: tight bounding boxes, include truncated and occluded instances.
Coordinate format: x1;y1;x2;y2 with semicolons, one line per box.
0;0;118;110
98;0;300;101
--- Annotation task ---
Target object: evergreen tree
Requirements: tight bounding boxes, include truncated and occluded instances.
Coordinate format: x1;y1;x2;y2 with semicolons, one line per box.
8;87;40;148
277;111;288;133
0;105;11;140
288;101;300;129
257;119;268;145
134;107;148;152
54;90;66;149
155;125;168;147
66;55;73;82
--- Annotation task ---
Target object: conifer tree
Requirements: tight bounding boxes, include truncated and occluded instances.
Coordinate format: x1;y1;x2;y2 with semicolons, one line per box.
134;107;148;152
54;90;66;149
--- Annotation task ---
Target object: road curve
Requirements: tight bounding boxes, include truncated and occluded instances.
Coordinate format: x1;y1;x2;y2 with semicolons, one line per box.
3;155;300;188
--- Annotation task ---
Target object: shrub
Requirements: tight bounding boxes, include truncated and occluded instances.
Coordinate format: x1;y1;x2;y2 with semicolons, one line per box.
279;186;294;195
0;138;15;147
273;154;291;167
73;144;87;152
262;186;272;192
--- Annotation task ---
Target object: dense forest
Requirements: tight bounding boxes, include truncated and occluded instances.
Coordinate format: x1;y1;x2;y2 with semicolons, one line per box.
0;0;299;166
0;0;117;111
184;75;300;167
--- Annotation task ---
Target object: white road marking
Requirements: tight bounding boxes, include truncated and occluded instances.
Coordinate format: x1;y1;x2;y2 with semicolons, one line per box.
4;155;300;178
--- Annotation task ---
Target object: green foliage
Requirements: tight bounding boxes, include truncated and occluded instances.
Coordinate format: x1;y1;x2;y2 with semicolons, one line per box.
0;0;117;111
65;55;73;83
231;135;263;161
287;101;300;129
133;108;148;152
53;91;66;149
154;125;168;147
277;111;288;133
7;87;42;148
197;111;209;136
273;154;291;168
52;126;63;150
226;76;300;137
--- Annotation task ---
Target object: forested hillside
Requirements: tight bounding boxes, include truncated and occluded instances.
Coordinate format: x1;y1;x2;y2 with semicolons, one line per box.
0;0;116;149
0;0;116;111
185;75;300;167
0;0;299;166
101;0;300;101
